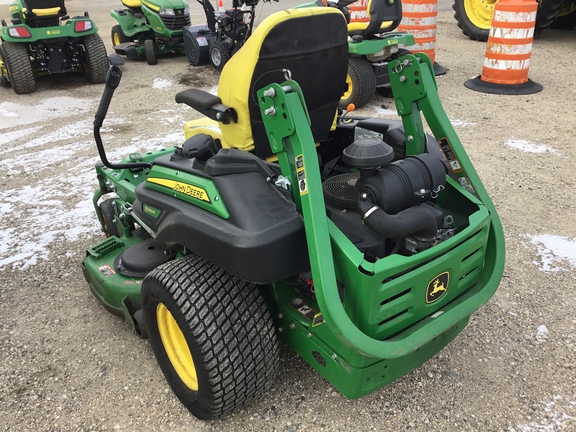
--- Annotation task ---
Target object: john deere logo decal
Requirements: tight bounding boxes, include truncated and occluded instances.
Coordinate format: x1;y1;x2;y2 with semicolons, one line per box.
426;272;449;304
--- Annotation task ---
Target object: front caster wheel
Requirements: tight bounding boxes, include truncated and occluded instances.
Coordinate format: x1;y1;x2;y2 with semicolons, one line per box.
144;39;158;65
141;255;279;419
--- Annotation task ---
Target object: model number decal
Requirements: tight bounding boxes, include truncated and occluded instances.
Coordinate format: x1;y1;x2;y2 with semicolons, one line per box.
147;177;211;202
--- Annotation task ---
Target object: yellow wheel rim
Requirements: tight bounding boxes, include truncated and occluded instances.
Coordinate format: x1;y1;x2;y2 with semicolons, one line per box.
464;0;497;29
341;73;353;101
156;303;199;391
113;33;120;46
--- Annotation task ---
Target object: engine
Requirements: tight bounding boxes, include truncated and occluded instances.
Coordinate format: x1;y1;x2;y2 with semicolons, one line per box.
323;136;456;260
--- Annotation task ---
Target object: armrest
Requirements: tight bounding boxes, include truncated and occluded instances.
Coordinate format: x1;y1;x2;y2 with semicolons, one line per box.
175;89;238;124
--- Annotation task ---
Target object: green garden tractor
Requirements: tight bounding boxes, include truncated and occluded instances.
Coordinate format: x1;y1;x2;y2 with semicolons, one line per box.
83;6;505;420
295;0;416;109
110;0;191;65
0;0;108;94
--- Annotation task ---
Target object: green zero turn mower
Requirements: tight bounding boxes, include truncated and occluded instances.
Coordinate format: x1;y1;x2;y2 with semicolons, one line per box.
0;0;108;94
110;0;191;65
452;0;565;41
83;6;505;420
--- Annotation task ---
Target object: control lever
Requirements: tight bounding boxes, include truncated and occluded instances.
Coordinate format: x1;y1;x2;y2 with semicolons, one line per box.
93;66;152;170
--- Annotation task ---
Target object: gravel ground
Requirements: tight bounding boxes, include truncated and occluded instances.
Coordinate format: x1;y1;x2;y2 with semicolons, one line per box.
1;0;575;431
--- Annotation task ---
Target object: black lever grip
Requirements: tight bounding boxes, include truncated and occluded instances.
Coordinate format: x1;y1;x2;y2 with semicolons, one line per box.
94;65;122;127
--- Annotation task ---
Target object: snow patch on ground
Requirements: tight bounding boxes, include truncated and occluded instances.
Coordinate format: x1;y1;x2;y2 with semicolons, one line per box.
524;234;576;272
0;97;96;129
0;115;182;269
369;105;397;117
0;126;42;147
451;119;476;127
505;139;558;154
510;396;576;431
152;78;174;89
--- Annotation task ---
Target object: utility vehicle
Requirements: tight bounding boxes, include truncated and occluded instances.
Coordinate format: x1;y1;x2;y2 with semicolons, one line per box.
83;6;504;420
0;0;108;94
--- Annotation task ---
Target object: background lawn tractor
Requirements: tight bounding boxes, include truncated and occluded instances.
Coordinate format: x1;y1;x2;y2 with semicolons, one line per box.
83;6;504;420
0;0;108;94
110;0;191;65
297;0;416;109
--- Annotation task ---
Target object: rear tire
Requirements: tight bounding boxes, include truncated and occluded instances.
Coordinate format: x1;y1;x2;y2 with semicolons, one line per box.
111;24;131;46
1;42;36;94
144;39;158;65
141;255;279;420
83;33;109;84
339;57;376;110
209;41;232;71
534;0;564;33
452;0;493;41
552;6;576;29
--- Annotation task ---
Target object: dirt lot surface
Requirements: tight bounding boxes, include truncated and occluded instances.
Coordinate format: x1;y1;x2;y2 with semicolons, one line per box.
1;0;575;431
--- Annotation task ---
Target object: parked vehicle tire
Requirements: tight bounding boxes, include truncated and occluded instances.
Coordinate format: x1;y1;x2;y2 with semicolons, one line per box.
0;45;10;87
209;41;232;71
144;39;158;65
339;56;376;110
83;34;109;84
535;0;565;33
453;0;564;41
100;198;119;238
0;42;36;94
552;4;576;29
111;25;131;46
141;255;279;420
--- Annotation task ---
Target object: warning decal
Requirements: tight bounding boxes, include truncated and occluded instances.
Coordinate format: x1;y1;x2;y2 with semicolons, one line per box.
438;138;463;173
98;265;116;277
295;154;308;196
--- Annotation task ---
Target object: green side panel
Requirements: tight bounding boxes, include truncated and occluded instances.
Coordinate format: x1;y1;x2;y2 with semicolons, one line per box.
140;4;184;38
145;165;230;219
348;33;415;56
82;234;147;328
111;9;151;37
264;283;468;399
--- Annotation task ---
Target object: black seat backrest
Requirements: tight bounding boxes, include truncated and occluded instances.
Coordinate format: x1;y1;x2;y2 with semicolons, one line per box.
349;0;403;37
217;8;349;159
23;0;67;18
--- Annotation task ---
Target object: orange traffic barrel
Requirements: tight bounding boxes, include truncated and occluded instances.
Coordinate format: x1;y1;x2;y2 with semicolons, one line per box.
347;0;370;24
465;0;542;94
398;0;446;76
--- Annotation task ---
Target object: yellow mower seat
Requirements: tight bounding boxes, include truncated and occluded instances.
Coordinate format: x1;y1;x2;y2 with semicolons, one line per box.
22;0;67;26
122;0;142;8
185;7;349;160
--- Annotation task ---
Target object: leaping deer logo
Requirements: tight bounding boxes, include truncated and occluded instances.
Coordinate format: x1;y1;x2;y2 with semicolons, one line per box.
429;279;446;297
426;272;449;304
